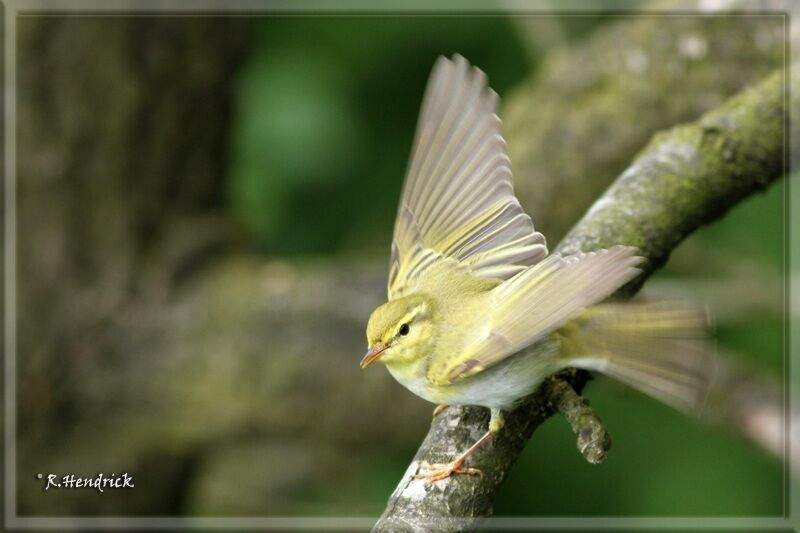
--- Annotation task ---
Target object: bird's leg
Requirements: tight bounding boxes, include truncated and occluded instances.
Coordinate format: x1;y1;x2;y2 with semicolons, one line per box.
414;430;492;481
414;408;505;482
432;404;448;417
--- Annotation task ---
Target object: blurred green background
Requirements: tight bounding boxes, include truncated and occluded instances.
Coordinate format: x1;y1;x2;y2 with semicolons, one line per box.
227;16;533;257
15;12;785;520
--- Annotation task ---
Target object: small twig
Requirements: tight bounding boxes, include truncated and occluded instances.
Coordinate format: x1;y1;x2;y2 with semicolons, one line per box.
546;376;612;464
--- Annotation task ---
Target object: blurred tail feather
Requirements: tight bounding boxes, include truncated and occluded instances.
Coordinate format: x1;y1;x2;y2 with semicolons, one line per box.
560;301;716;413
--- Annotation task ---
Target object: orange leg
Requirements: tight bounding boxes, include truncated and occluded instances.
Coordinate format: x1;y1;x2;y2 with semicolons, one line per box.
413;429;494;481
432;404;448;417
414;408;506;482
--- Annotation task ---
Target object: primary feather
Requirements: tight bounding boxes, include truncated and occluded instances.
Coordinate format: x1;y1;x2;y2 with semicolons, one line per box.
388;54;547;300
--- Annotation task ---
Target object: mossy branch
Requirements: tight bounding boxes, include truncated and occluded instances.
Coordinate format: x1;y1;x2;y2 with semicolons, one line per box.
557;69;787;279
373;67;788;533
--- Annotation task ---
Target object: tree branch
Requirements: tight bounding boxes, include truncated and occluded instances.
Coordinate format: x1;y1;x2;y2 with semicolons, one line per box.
504;7;785;242
373;67;788;532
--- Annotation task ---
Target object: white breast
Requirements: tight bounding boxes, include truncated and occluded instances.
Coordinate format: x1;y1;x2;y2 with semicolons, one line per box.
387;342;562;410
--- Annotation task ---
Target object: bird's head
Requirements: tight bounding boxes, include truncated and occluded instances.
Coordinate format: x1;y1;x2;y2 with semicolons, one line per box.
361;294;437;368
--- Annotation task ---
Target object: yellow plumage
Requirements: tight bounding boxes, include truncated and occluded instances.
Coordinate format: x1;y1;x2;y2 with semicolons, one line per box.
361;54;714;481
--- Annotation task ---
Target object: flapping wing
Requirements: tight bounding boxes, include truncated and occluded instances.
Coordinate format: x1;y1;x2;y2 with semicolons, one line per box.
388;54;547;299
427;246;644;385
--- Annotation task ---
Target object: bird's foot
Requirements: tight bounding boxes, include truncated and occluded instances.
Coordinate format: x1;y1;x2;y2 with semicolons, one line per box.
413;460;483;482
432;404;448;417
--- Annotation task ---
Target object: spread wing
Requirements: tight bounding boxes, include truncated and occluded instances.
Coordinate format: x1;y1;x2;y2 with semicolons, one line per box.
427;246;645;385
387;54;547;300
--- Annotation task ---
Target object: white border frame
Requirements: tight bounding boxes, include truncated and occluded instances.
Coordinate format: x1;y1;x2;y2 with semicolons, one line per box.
3;1;795;530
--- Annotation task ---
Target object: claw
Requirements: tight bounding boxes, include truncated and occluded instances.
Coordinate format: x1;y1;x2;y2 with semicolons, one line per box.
412;413;500;483
413;461;484;482
432;404;448;417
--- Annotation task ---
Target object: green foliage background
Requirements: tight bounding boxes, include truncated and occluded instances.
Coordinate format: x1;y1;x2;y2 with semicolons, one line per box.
225;16;783;516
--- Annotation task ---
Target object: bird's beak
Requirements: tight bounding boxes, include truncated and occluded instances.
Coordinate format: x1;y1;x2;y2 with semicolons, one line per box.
360;345;388;368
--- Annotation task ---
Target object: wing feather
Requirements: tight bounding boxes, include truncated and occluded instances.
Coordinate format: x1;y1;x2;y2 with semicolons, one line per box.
428;246;645;385
388;54;547;299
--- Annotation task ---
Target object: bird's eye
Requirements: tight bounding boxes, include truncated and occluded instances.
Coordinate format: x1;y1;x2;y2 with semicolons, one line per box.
399;323;410;336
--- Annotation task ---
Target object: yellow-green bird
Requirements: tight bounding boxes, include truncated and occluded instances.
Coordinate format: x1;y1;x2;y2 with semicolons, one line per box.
360;54;712;481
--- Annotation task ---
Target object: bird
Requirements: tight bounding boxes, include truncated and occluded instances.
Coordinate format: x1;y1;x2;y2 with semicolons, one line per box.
360;54;713;482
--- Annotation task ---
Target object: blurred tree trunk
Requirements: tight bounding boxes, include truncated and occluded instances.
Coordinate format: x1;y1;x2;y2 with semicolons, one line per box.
16;17;432;517
16;16;249;513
